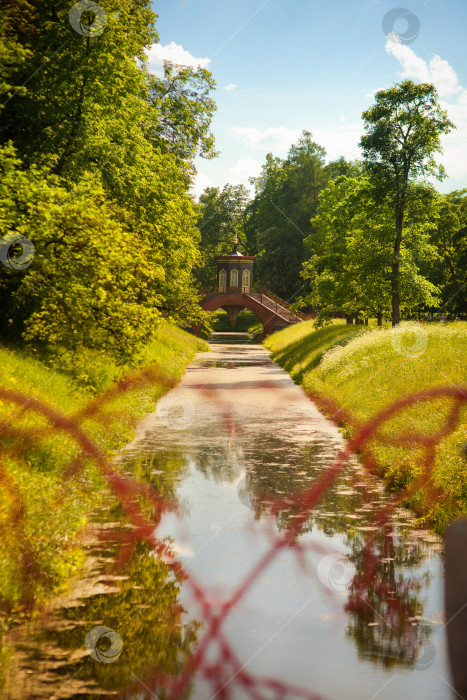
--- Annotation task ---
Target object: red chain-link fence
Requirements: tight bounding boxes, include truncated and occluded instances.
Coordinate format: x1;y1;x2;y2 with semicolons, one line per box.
1;370;466;699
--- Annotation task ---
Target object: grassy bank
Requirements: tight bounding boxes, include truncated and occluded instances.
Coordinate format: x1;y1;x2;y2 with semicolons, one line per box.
264;320;467;532
0;324;207;620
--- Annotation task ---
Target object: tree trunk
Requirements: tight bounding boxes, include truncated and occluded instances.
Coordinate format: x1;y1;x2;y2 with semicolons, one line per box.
54;39;90;176
377;310;383;327
392;207;404;326
346;314;353;325
364;318;368;326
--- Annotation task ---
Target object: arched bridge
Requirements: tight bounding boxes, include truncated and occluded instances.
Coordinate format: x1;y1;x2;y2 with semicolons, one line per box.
193;289;304;336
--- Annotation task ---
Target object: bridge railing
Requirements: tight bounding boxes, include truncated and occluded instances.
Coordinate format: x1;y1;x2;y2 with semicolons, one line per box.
258;287;313;321
247;290;301;322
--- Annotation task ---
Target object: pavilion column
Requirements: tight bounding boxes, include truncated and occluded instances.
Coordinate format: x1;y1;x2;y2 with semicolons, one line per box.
226;305;244;328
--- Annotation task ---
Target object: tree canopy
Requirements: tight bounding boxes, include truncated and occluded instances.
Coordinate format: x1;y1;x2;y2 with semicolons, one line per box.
0;0;216;373
195;184;250;288
360;80;454;325
300;173;440;325
244;131;329;299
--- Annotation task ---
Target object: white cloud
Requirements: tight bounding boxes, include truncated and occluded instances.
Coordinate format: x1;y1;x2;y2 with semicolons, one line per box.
385;39;467;185
191;171;216;199
313;126;361;161
224;83;238;91
385;36;430;84
146;41;211;78
231;126;301;151
229;157;263;189
385;38;462;98
231;125;361;162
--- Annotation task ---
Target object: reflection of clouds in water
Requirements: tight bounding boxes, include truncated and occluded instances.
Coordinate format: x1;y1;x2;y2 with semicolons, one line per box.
142;344;442;681
171;541;195;558
219;469;246;489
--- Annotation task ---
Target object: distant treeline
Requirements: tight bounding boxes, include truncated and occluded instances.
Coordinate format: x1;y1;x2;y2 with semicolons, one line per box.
196;84;466;326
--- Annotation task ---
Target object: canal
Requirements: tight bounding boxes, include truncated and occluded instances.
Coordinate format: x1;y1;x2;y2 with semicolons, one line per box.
3;337;449;699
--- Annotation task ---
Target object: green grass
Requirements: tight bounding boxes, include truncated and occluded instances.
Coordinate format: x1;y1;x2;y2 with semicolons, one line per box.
0;324;208;620
265;320;467;532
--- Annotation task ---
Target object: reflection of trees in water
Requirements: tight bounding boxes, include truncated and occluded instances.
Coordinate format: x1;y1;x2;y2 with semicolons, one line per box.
201;431;435;672
25;542;201;699
232;434;367;532
345;526;433;669
122;445;191;502
121;423;436;676
194;439;240;483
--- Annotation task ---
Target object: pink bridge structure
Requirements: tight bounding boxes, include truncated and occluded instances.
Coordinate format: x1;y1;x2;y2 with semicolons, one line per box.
192;237;308;336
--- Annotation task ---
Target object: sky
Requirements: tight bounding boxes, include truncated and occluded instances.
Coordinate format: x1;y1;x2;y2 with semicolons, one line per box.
147;0;467;198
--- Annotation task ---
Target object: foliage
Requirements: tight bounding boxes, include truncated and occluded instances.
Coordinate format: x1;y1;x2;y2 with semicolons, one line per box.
360;80;455;324
0;147;163;364
0;0;217;361
244;131;329;299
300;174;441;325
148;62;218;162
428;190;467;317
195;184;250;288
211;310;259;333
0;0;34;98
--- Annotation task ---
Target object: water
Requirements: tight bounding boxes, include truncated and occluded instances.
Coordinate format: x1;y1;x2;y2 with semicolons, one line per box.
1;340;450;699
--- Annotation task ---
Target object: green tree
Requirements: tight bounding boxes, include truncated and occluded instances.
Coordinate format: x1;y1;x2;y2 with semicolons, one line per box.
300;174;440;325
0;1;218;359
148;63;218;163
360;80;454;325
0;0;34;98
195;184;250;288
0;147;162;365
428;190;467;318
245;131;329;299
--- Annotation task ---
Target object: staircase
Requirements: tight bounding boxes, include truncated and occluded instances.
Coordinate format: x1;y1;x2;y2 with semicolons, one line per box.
257;288;313;322
197;287;305;335
245;291;301;324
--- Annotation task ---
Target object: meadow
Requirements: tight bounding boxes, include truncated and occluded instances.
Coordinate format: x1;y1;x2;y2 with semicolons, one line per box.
265;320;467;532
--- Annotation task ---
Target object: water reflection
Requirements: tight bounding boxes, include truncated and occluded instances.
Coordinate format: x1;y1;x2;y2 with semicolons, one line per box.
345;526;433;669
124;409;441;678
2;343;446;699
2;510;200;699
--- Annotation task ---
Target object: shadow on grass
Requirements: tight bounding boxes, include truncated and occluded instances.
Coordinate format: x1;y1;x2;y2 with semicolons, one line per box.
269;324;364;383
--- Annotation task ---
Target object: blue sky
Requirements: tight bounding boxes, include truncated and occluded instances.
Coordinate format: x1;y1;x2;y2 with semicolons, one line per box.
148;0;467;196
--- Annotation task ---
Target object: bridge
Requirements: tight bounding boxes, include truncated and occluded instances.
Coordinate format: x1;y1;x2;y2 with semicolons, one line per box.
193;288;305;336
192;236;309;336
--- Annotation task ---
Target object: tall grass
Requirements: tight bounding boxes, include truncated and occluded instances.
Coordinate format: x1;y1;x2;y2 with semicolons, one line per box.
265;321;467;531
0;324;208;617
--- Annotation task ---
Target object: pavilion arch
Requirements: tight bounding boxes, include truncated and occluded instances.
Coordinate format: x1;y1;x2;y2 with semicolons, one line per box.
193;292;282;336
